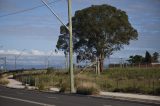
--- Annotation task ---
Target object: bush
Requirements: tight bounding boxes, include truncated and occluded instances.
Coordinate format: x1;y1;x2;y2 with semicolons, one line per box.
0;79;9;85
28;77;35;86
76;82;100;95
37;81;48;90
59;79;70;93
59;83;67;93
37;82;45;90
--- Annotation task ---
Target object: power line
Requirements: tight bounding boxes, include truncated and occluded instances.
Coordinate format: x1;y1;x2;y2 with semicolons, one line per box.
0;0;62;18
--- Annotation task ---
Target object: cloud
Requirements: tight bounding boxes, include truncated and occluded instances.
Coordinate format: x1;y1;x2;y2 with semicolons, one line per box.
29;50;45;56
0;49;63;56
124;47;156;51
0;0;160;59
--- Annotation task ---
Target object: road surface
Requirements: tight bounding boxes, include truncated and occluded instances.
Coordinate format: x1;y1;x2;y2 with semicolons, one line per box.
0;86;157;106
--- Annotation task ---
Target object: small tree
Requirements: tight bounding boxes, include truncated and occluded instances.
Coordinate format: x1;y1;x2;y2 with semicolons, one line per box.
152;52;159;63
128;55;144;64
144;51;152;64
56;30;69;70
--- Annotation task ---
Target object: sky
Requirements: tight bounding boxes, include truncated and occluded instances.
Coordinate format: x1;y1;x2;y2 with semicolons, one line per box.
0;0;160;58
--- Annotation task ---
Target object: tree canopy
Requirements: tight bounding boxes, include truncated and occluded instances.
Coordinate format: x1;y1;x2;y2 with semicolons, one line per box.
127;51;159;64
56;4;138;72
144;51;152;64
127;55;144;64
152;52;159;63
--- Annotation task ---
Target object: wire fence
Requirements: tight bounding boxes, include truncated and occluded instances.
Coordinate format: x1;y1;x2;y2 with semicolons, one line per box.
0;55;67;71
0;55;160;72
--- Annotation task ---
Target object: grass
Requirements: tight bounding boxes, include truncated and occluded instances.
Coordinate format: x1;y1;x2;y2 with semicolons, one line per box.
0;73;9;85
76;81;100;95
0;78;9;85
13;67;160;95
98;67;160;95
14;69;70;91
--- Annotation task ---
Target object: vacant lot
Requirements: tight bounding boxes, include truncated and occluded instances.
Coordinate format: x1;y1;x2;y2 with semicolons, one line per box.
13;67;160;95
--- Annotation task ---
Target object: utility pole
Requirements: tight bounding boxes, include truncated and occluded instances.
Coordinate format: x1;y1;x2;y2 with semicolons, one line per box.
68;0;74;93
46;50;54;69
0;45;6;72
41;0;75;93
14;49;25;70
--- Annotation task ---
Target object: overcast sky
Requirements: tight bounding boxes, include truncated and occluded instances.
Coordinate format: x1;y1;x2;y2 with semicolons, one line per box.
0;0;160;58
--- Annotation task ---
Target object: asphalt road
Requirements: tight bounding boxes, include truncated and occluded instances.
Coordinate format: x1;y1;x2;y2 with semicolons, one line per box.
0;86;157;106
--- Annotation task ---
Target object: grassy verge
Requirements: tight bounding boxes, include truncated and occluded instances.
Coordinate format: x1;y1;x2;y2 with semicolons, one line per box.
0;74;9;85
0;79;9;85
98;67;160;95
13;67;160;95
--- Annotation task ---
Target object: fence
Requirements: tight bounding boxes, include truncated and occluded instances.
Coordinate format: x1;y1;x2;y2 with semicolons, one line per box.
14;68;160;95
0;57;7;72
0;55;67;71
107;57;160;68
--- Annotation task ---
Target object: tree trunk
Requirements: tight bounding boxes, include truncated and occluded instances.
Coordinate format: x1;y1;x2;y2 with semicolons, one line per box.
96;57;100;75
99;54;104;72
99;58;104;72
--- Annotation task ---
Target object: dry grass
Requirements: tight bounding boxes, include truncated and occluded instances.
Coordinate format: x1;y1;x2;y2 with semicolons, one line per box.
76;81;100;95
13;67;160;95
0;79;9;85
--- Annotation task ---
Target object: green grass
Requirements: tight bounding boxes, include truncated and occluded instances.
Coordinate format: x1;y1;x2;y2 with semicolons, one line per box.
98;67;160;95
14;69;70;91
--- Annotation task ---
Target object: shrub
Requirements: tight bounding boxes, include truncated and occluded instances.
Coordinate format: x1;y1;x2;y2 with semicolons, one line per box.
28;77;35;86
37;82;45;90
59;83;67;93
59;79;70;93
0;79;9;85
76;82;100;95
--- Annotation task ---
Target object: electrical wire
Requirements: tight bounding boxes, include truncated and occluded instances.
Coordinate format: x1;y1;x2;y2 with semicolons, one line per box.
0;0;62;18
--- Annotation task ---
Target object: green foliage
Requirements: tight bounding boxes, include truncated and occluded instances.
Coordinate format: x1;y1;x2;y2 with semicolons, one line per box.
128;55;144;64
144;51;152;64
14;68;160;95
56;4;138;72
152;52;159;63
99;68;160;95
28;76;35;86
37;82;45;90
128;51;159;64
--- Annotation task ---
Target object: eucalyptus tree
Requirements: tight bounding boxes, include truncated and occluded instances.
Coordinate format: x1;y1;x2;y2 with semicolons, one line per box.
56;4;138;72
56;27;69;70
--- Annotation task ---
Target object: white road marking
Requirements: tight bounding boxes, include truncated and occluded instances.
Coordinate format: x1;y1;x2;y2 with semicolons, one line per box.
0;95;56;106
103;105;112;106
